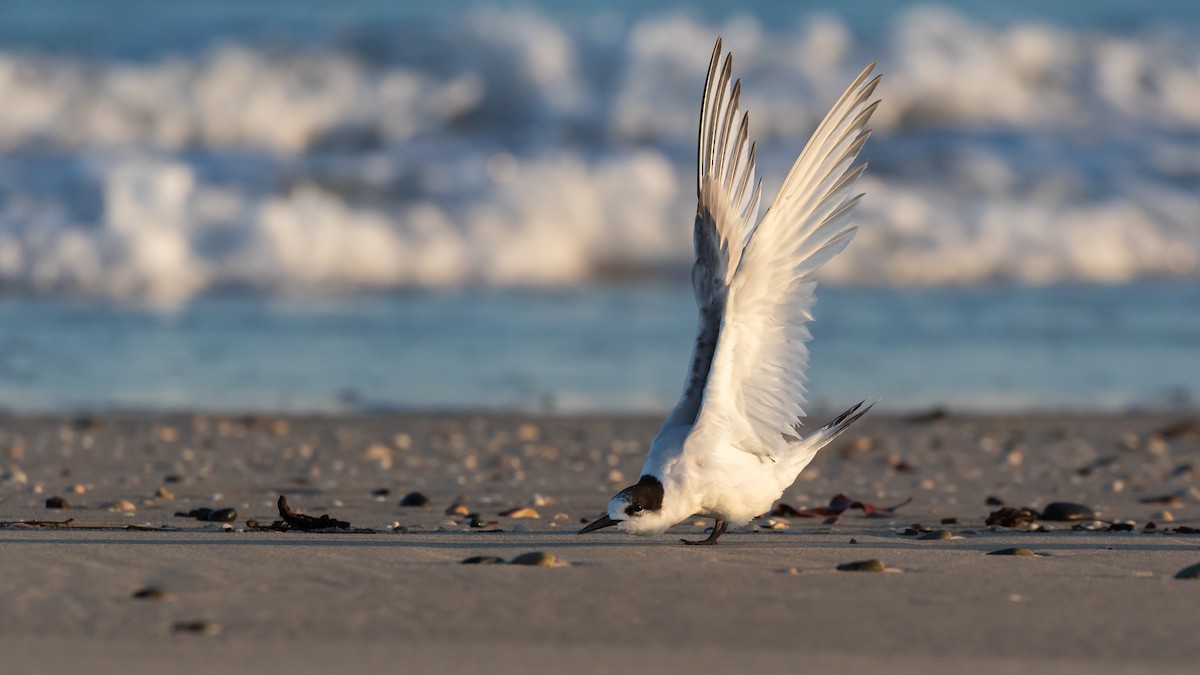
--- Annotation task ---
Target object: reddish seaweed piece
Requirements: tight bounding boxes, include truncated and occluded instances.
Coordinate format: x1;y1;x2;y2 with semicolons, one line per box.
276;495;350;530
856;496;914;517
770;503;817;518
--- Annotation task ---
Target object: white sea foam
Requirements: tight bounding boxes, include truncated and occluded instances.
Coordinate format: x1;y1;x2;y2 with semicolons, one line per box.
0;5;1197;302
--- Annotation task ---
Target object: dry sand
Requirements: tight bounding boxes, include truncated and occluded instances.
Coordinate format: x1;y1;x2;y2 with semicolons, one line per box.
1;411;1198;674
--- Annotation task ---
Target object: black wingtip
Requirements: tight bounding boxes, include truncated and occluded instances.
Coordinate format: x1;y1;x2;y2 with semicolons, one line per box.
826;400;865;428
824;400;875;436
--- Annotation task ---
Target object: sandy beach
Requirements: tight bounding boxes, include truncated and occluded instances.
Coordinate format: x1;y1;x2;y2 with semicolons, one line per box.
1;411;1197;674
4;3;1200;674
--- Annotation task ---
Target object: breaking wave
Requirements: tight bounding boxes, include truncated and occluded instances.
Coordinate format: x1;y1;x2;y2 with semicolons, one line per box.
1;4;1198;303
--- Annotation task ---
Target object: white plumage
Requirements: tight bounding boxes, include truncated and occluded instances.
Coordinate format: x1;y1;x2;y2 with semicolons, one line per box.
581;38;880;545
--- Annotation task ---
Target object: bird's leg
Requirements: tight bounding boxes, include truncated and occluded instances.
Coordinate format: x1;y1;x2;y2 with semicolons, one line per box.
680;519;727;546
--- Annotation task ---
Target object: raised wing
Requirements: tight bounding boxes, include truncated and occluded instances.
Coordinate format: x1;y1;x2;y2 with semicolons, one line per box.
689;58;881;460
662;38;762;430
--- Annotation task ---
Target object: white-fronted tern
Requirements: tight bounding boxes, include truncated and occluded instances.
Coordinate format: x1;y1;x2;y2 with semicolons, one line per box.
581;38;880;545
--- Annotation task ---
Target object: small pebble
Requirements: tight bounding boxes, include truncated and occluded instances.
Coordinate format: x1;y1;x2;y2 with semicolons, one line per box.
986;507;1038;527
154;487;174;500
837;559;885;572
516;424;540;442
1139;493;1184;506
445;503;469;516
104;500;137;512
499;507;540;519
132;586;169;600
207;507;237;522
173;621;220;636
461;556;505;565
1040;502;1094;522
940;517;960;525
45;496;70;509
1173;563;1200;580
919;529;953;540
510;551;558;567
1169;463;1194;478
371;487;391;497
512;524;532;533
71;415;105;430
69;484;86;494
988;547;1036;557
176;507;237;522
399;492;430;507
985;496;1005;506
363;444;393;466
1156;419;1200;439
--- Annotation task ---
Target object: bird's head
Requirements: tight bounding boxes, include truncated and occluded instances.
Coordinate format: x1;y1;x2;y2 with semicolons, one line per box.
579;474;668;535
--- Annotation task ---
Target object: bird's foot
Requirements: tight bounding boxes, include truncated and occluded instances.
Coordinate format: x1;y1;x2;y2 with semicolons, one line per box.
679;519;727;546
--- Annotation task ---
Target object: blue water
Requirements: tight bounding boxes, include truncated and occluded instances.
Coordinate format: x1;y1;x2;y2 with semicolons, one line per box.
2;283;1196;414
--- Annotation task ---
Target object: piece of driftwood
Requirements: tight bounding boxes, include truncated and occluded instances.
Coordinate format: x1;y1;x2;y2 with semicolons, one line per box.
275;495;350;530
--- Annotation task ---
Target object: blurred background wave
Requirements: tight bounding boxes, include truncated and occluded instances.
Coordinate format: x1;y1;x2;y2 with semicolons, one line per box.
1;1;1197;413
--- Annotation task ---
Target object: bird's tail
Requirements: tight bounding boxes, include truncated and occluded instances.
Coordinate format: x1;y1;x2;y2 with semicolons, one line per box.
786;401;875;472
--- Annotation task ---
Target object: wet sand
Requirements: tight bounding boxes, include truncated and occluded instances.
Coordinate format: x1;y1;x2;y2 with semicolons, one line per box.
1;411;1198;674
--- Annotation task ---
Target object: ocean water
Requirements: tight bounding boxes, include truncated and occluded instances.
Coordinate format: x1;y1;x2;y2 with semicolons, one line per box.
0;2;1197;413
2;283;1197;414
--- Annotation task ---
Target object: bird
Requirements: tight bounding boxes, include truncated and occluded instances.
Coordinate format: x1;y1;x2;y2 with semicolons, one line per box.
580;38;881;545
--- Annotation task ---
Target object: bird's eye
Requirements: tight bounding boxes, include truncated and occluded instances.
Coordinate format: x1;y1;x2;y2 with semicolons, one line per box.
633;504;644;513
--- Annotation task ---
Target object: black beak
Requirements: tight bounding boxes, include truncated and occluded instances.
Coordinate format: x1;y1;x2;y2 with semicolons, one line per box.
579;514;619;534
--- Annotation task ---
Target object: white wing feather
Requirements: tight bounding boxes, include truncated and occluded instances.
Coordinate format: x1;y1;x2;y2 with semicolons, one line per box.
661;38;762;430
687;56;881;460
